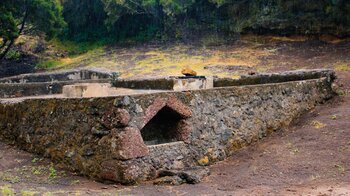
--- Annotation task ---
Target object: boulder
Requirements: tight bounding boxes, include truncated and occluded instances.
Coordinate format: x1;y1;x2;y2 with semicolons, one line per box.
181;68;197;76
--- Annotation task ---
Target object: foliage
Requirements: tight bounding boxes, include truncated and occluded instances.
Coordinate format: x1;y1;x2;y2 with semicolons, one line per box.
59;0;350;44
0;0;65;60
2;0;350;60
62;0;107;41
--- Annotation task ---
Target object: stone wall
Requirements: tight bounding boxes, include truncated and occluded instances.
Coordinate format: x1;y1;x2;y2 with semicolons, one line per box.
0;69;113;84
0;79;110;98
0;69;113;98
214;69;335;87
0;70;335;184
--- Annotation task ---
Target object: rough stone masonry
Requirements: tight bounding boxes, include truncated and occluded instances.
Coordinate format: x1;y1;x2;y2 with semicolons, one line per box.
0;69;335;184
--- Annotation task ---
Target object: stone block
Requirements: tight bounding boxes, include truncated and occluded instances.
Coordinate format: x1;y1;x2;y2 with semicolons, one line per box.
115;127;149;160
101;108;130;129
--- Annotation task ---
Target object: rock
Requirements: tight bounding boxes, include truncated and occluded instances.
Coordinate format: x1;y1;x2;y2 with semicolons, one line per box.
115;127;149;160
166;96;192;118
158;170;178;177
181;68;197;76
134;104;143;113
83;148;94;156
101;108;130;129
174;119;192;143
248;71;257;75
178;167;210;184
115;96;131;107
156;167;210;185
91;126;110;136
153;176;185;185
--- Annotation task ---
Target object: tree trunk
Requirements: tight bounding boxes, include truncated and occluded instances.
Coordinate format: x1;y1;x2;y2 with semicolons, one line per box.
0;40;8;51
0;39;15;61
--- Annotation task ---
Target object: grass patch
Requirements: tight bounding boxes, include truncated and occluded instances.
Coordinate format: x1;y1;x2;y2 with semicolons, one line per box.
31;166;47;175
331;115;337;120
335;164;345;173
36;60;62;69
335;62;350;72
0;172;20;183
38;41;275;78
49;39;107;56
0;185;15;196
48;164;57;180
20;190;39;196
310;120;326;129
286;142;300;155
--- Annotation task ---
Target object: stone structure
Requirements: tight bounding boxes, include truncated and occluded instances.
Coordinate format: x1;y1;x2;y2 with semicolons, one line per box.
0;69;335;184
0;69;113;98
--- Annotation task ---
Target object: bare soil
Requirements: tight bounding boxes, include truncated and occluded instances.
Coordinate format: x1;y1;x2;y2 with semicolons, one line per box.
1;39;350;195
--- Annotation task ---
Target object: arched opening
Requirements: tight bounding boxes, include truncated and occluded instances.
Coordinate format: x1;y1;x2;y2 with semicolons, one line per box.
140;106;183;145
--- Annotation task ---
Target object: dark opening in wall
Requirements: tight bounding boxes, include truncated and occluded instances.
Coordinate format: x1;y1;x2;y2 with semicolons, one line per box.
141;106;183;145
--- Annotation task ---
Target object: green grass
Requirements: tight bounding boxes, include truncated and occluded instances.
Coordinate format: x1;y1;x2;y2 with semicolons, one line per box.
0;172;21;183
36;60;62;69
48;165;57;180
36;39;108;70
335;62;350;72
49;38;108;56
20;190;39;196
0;185;15;196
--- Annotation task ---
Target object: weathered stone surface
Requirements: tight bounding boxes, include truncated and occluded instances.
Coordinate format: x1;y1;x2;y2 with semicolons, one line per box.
115;96;131;107
115;127;149;160
143;96;192;125
143;97;167;125
100;160;156;184
153;175;185;185
156;167;210;184
178;167;210;184
91;126;110;136
0;69;113;98
101;108;130;129
166;96;192;118
175;119;192;143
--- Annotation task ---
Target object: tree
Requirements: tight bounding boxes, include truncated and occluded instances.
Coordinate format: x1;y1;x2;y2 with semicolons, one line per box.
62;0;107;41
0;0;65;61
101;0;195;39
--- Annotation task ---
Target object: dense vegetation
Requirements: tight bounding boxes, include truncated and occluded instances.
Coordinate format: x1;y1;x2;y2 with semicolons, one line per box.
61;0;350;42
0;0;65;60
1;0;350;56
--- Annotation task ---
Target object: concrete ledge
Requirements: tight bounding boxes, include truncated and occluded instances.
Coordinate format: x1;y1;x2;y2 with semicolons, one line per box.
0;79;110;98
113;78;175;90
0;69;113;84
214;69;335;87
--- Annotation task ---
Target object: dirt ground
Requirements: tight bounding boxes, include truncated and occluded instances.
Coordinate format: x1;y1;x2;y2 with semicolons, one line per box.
1;39;350;195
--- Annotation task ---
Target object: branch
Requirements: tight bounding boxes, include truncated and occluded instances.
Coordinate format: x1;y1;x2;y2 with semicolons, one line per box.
19;2;29;35
0;39;15;60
